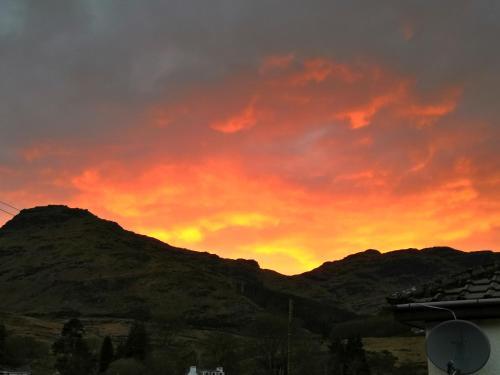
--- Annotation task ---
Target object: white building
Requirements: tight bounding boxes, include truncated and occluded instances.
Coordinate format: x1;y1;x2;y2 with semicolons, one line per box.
391;266;500;375
0;368;31;375
187;366;225;375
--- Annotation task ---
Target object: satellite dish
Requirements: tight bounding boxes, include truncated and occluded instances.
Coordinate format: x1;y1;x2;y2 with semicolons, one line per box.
426;319;490;374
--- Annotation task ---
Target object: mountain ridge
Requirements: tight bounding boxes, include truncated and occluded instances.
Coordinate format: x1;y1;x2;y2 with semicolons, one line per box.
5;205;494;275
0;205;497;329
0;205;351;334
298;245;499;313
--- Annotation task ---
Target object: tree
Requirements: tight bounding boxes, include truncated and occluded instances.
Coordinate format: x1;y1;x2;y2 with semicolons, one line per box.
155;313;184;349
247;314;288;375
366;350;397;375
52;318;96;375
329;337;346;374
123;322;149;361
344;336;371;375
290;333;325;375
61;318;85;338
201;332;242;375
329;335;371;375
98;336;114;373
106;358;145;375
0;324;48;368
3;335;40;367
146;351;179;375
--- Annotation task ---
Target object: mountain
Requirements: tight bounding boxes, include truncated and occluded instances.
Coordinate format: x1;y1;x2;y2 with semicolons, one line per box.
0;205;351;334
297;247;500;314
0;205;497;332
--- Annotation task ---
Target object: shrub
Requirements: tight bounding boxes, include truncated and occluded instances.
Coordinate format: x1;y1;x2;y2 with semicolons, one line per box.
106;358;145;375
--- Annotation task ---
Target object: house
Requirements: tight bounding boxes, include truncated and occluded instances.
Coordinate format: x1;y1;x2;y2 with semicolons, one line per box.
0;366;31;375
187;366;225;375
389;264;500;374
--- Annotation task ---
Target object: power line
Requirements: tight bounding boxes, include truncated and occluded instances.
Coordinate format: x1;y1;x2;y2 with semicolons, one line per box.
0;200;19;212
0;207;15;216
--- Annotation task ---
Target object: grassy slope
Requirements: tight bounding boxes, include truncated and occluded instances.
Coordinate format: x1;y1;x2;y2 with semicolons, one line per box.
364;336;426;366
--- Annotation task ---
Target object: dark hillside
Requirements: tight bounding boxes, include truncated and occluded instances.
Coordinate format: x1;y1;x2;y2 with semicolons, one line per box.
0;205;351;333
298;247;500;314
1;205;497;329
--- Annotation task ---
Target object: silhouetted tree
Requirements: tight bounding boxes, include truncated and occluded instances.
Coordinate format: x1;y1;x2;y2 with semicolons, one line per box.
329;337;346;375
106;358;145;375
123;321;150;361
290;333;325;375
201;332;242;375
329;336;371;375
247;314;288;375
366;350;397;375
344;336;370;375
62;318;85;338
52;318;96;375
98;335;114;373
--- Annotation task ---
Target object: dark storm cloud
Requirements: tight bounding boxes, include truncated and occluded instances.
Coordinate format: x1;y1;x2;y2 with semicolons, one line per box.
1;0;499;150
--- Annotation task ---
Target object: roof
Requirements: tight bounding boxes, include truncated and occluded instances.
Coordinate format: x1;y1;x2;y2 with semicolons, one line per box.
0;369;31;375
388;263;500;325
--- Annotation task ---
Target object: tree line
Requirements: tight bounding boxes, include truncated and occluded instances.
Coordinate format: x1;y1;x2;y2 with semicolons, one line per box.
1;316;424;375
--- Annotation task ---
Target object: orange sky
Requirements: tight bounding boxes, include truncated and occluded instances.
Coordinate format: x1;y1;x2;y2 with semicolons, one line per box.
0;2;499;274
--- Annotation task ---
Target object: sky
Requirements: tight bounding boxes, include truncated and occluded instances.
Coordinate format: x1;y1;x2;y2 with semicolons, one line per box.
0;1;499;274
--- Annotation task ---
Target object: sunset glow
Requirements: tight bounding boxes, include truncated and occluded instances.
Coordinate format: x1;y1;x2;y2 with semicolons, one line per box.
0;2;498;274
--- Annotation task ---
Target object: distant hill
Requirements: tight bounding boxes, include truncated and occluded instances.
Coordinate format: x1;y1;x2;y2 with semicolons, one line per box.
297;247;500;314
0;205;497;332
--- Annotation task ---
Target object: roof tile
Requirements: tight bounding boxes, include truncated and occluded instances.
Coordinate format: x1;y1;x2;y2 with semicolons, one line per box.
388;263;500;304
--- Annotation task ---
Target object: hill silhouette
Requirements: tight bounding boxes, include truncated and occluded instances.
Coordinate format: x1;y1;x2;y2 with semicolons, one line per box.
298;246;500;313
0;205;350;333
0;205;498;332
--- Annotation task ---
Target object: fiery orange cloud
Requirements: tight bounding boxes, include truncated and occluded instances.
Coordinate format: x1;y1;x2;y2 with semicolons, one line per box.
288;58;360;85
402;87;462;126
59;154;499;275
152;56;460;137
211;98;258;133
0;55;497;275
336;88;404;129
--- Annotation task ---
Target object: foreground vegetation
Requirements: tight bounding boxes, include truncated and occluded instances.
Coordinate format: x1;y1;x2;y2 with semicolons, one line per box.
0;312;426;375
1;206;468;374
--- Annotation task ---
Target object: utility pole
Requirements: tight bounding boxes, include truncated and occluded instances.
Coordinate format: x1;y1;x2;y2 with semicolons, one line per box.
287;298;294;375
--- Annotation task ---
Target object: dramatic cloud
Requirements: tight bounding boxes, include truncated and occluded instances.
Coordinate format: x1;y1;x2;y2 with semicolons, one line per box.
0;1;498;274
